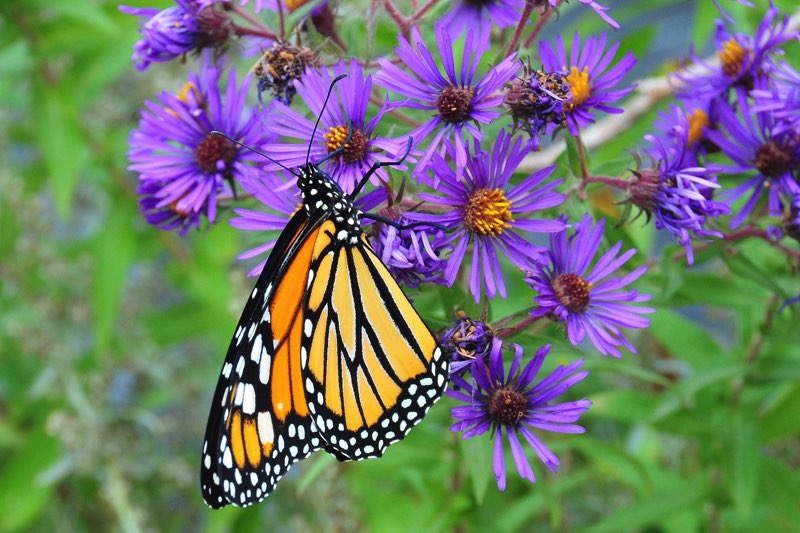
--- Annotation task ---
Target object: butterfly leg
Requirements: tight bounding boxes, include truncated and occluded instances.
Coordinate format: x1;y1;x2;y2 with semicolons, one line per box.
350;136;414;198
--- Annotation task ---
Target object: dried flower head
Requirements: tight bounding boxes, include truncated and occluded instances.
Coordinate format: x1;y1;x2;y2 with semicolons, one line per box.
252;41;318;104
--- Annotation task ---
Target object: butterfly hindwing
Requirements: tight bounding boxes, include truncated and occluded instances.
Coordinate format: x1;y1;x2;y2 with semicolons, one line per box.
201;211;325;508
302;232;448;461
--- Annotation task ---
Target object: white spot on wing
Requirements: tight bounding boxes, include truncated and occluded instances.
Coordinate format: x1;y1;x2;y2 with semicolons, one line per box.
251;335;262;363
242;383;256;415
257;411;274;444
259;348;271;384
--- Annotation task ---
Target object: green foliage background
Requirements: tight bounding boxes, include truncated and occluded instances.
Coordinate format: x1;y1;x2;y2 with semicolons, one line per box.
1;0;799;531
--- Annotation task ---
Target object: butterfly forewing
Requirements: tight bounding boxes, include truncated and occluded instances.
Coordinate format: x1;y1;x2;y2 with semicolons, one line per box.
201;212;325;508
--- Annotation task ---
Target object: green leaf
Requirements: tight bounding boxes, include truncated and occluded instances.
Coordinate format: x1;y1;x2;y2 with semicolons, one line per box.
648;309;724;365
583;476;709;533
587;390;658;424
92;201;136;354
0;429;60;532
32;82;87;217
722;253;788;298
565;135;584;178
459;434;493;505
758;384;800;442
722;410;758;521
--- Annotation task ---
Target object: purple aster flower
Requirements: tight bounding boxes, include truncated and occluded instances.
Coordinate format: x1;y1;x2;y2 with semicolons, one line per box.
526;214;654;357
539;32;636;135
504;63;572;149
705;88;800;229
628;106;730;265
373;27;519;176
673;2;794;102
127;60;269;235
369;206;451;289
752;61;800;135
534;0;619;29
120;1;232;71
449;339;590;490
410;129;566;303
439;311;497;376
437;0;524;37
262;60;410;194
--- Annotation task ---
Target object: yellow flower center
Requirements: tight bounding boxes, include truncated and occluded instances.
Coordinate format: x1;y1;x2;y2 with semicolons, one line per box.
687;108;709;147
565;66;592;110
323;124;368;164
719;37;747;77
324;125;349;152
463;188;513;236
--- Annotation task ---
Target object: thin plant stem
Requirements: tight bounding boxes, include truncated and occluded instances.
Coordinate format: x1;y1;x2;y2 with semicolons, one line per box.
506;1;535;56
410;0;442;23
523;3;557;48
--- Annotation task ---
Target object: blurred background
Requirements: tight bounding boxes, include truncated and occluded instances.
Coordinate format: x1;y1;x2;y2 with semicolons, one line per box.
1;1;799;531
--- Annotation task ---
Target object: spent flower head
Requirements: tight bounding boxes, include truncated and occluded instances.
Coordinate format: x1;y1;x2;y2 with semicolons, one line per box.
252;41;319;104
504;63;572;149
440;311;497;376
630;106;730;265
449;339;590;490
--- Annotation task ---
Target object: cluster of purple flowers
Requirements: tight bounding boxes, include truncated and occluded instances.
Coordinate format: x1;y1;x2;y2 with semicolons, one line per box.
661;3;800;247
120;0;799;497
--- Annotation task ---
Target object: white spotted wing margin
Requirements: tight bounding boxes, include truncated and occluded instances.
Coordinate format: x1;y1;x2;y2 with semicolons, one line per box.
200;210;325;509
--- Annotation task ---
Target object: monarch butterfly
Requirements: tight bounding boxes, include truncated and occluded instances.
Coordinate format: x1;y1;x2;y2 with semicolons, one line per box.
200;83;449;508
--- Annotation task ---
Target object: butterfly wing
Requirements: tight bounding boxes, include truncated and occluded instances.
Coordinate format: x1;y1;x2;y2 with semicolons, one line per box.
201;210;328;508
301;229;449;461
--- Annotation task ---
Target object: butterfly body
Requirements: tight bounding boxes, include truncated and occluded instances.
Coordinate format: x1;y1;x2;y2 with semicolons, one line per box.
201;162;448;508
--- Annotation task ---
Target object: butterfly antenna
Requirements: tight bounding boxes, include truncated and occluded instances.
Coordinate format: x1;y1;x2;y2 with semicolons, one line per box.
210;131;298;177
307;73;348;166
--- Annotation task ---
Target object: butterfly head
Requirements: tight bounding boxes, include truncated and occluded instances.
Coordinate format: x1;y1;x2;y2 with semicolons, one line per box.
297;163;363;242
